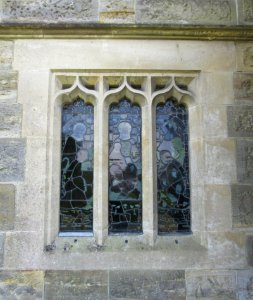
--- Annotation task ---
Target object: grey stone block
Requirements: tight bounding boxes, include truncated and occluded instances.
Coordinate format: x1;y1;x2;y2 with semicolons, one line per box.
2;0;99;23
246;236;253;266
186;270;236;299
227;106;253;137
109;270;186;300
0;271;43;299
243;46;253;68
0;104;22;137
236;140;253;184
238;0;253;24
0;184;15;230
0;139;26;182
0;41;13;69
231;185;253;227
0;235;4;267
236;269;253;300
234;72;253;102
0;71;18;103
44;270;108;300
136;0;236;25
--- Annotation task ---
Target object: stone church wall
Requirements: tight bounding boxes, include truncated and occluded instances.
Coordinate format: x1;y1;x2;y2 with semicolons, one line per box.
0;1;252;299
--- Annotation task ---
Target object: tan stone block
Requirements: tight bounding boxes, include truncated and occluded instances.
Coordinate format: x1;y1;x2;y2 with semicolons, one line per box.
236;42;253;71
199;72;234;105
205;184;232;231
45;270;108;300
136;0;236;25
99;0;135;23
4;232;44;269
0;41;13;69
0;271;43;299
203;105;227;137
205;138;236;184
188;105;203;140
186;269;236;299
0;184;15;231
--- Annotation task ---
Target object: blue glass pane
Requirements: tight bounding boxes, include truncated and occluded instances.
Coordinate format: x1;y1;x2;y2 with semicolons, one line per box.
109;99;142;234
60;98;94;232
156;99;190;234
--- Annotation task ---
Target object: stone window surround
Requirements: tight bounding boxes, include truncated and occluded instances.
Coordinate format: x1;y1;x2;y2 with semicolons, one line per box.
45;71;200;248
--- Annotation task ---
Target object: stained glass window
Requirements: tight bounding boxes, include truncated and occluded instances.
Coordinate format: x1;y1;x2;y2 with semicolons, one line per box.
60;98;94;233
109;100;142;234
156;98;190;234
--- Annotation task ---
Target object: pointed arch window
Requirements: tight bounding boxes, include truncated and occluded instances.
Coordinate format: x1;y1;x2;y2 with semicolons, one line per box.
156;98;190;234
60;97;94;234
108;99;142;234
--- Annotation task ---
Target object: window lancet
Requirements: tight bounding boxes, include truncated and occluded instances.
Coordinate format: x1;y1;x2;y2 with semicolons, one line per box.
60;98;94;233
156;98;190;234
108;99;142;234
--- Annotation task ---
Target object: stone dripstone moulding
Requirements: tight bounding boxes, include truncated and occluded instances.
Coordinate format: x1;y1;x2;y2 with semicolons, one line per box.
46;72;199;249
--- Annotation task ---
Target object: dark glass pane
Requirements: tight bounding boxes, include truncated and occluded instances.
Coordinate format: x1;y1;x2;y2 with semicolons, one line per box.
156;99;191;234
60;98;94;233
109;99;142;234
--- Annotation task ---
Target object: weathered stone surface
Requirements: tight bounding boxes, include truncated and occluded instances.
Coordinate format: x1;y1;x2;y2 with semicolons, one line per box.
227;106;253;137
237;269;253;300
2;0;98;23
109;270;186;300
0;104;22;137
136;0;236;25
246;236;253;266
236;140;253;184
0;184;15;230
0;235;4;267
0;139;26;182
244;46;253;68
232;185;253;227
234;72;253;101
186;270;236;299
99;0;135;23
239;0;253;24
0;41;13;69
44;270;108;300
0;271;43;299
0;71;18;103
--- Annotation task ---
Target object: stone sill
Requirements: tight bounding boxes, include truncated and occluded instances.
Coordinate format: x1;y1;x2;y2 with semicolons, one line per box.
0;24;252;41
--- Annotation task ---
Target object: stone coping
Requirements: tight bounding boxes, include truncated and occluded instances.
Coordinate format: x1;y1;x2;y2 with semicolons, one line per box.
0;24;252;40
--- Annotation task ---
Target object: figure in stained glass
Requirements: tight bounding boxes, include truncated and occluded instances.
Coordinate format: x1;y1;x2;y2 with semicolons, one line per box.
109;100;142;234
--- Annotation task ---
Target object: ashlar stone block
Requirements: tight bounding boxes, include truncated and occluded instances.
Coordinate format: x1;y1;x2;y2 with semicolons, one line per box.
186;270;236;299
99;0;135;23
234;72;253;102
227;106;253;137
238;0;253;24
0;184;15;230
0;104;22;137
44;270;108;300
0;271;43;300
0;71;18;103
0;139;26;182
0;41;13;69
109;270;186;300
2;0;99;23
244;46;253;68
236;140;253;184
232;185;253;228
136;0;236;25
246;236;253;266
